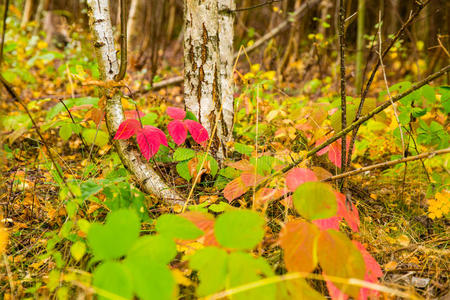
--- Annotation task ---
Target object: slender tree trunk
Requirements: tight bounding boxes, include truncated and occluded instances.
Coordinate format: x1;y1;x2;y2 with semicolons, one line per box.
355;0;365;93
86;0;184;205
21;0;34;28
127;0;145;52
183;0;235;162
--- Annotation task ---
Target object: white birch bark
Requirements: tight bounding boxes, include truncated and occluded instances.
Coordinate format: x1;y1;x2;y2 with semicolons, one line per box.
86;0;184;205
184;0;235;162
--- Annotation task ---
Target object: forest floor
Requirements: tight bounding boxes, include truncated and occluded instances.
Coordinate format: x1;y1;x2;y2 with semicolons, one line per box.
0;24;449;299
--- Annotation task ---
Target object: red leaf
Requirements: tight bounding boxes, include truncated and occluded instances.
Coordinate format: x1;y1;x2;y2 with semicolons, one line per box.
315;136;330;156
316;137;354;168
136;126;165;160
114;119;141;140
185;119;209;145
241;172;265;187
335;192;360;232
124;110;145;120
352;241;382;300
168;120;187;145
286;168;318;192
328;140;342;168
167;106;186;120
326;280;348;300
223;177;249;202
312;217;340;231
353;241;382;281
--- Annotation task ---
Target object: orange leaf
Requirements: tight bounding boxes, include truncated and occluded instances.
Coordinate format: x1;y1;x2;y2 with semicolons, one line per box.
279;220;320;273
181;212;218;246
226;160;254;171
223;177;249;202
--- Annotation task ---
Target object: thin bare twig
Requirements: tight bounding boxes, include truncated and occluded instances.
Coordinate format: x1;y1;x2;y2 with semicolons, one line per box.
0;0;9;66
221;0;283;13
338;0;347;181
325;148;450;181
377;13;405;155
57;98;89;152
114;0;127;81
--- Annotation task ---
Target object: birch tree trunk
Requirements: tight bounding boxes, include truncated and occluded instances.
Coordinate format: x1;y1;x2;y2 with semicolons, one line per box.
184;0;235;162
86;0;184;205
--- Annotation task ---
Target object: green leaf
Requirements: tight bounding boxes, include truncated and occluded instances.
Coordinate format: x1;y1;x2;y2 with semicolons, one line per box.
209;201;232;213
156;214;204;240
176;161;191;181
218;167;240;179
228;252;276;300
81;180;103;200
439;86;450;113
46;97;99;120
70;241;86;262
82;128;109;147
59;123;73;141
93;261;133;300
421;85;436;103
124;258;175;300
173;148;196;162
317;230;365;298
127;235;177;265
284;279;325;300
140;112;158;126
293;182;337;220
411;107;427;118
195;153;219;177
87;209;140;260
234;143;254;156
250;155;278;176
214;210;264;250
189;247;228;296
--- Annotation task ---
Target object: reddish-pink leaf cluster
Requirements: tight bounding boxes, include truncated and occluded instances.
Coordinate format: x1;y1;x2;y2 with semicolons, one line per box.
166;107;209;146
114;118;167;160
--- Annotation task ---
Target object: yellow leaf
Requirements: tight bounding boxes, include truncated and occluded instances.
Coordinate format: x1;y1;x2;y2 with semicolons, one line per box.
0;225;8;254
172;269;193;286
396;234;410;247
384;261;398;271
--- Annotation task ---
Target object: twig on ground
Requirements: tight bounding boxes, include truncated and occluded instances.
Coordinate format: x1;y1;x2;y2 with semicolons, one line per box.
324;148;450;182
